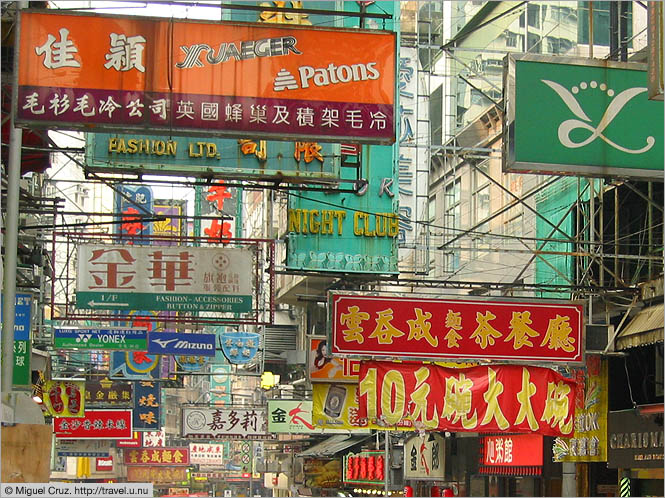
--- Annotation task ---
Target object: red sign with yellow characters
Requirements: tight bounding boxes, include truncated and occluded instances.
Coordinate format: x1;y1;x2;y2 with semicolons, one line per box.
358;361;577;437
123;447;190;466
330;293;584;363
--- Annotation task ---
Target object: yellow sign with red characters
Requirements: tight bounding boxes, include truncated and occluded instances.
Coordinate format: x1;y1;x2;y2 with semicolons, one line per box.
43;380;85;417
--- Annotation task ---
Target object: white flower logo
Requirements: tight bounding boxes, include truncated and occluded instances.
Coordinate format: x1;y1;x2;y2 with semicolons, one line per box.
542;79;655;154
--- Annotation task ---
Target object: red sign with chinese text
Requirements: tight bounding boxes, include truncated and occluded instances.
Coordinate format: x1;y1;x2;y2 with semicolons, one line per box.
96;456;114;472
116;431;142;447
53;409;132;439
358;361;577;437
331;293;584;363
124;447;190;466
343;451;385;484
482;434;543;466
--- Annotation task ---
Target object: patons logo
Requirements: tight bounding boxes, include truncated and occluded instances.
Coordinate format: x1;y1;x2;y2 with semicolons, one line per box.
542;78;655;154
274;61;379;91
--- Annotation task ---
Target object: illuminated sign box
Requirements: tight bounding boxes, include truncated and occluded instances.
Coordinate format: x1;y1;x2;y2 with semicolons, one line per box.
504;54;663;180
17;11;396;144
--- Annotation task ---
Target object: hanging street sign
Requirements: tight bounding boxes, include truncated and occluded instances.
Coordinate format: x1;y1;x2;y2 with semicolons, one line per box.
76;244;253;313
504;54;663;180
54;327;148;351
148;331;217;357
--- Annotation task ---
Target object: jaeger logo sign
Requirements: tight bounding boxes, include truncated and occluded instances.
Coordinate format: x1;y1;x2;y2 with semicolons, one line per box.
148;332;216;357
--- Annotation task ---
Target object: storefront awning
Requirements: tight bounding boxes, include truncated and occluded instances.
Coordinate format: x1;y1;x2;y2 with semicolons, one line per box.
297;434;371;458
616;303;664;350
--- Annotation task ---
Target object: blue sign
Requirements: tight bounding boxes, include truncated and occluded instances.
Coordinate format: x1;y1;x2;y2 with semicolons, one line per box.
133;380;161;430
1;293;32;341
220;331;260;364
110;351;161;380
148;332;217;357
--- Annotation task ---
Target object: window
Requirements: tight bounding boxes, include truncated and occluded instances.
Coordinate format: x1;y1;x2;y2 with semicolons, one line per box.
578;1;633;47
443;179;461;272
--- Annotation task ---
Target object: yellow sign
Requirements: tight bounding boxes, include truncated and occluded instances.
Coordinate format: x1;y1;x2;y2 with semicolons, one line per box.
553;355;608;462
43;380;85;417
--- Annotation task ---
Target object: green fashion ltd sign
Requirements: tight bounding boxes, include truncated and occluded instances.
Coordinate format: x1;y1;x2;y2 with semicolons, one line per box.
504;54;663;180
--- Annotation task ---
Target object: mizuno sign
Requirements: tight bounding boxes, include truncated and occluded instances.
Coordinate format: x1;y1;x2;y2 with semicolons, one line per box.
147;332;217;357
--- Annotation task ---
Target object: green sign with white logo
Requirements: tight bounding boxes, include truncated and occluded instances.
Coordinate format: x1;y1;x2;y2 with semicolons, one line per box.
504;54;663;180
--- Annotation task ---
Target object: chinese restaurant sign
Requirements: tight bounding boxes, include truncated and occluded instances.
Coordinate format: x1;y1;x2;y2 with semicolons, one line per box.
358;361;577;437
126;466;187;484
189;443;226;465
403;433;445;480
287;145;399;274
330;293;584;363
133;380;161;430
124;447;189;466
554;355;608;462
53;409;133;439
504;54;663;180
482;434;544;466
181;407;270;439
309;338;360;383
43;380;85;418
76;244;253;313
87;133;341;182
17;11;396;144
343;451;385;484
268;400;317;434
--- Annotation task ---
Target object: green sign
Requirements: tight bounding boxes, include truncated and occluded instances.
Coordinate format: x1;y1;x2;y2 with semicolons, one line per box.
86;133;341;182
54;327;148;351
75;291;251;313
287;144;399;273
13;340;30;388
505;54;663;180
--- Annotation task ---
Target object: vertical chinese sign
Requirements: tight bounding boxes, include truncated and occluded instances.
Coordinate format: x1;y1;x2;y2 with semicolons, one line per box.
553;355;608;462
133;380;161;430
2;293;32;387
115;185;153;244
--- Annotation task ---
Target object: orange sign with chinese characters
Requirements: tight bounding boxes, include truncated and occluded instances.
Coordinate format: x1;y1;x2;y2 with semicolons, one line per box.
358;361;577;437
330;293;584;363
17;11;395;143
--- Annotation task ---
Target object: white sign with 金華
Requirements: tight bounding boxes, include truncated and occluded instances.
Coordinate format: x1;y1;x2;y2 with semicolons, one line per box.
76;244;253;312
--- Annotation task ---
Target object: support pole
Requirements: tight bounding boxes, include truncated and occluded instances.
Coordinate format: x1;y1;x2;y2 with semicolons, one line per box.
561;462;577;497
2;1;27;419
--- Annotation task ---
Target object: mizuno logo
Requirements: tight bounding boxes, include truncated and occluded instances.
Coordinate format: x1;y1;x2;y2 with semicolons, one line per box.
152;337;214;350
153;338;178;348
